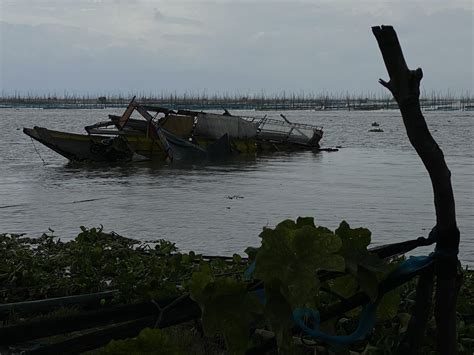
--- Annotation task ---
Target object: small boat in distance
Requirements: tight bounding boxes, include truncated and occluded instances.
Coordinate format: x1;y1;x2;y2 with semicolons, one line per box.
23;97;324;163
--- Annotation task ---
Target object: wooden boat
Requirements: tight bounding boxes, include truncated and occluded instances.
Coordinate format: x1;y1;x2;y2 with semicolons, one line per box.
23;98;324;163
23;127;134;162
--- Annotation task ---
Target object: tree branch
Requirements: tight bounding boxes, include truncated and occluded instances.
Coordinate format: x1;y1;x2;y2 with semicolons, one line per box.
372;25;460;355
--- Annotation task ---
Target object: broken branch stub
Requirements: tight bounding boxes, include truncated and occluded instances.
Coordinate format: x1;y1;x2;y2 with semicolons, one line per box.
372;25;423;106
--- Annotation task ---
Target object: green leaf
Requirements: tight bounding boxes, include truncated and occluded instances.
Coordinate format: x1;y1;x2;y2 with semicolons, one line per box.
263;281;295;355
377;289;401;320
335;221;392;301
254;218;344;309
191;275;263;354
232;253;242;264
296;216;315;228
336;221;371;254
188;264;213;304
329;274;359;298
275;219;297;230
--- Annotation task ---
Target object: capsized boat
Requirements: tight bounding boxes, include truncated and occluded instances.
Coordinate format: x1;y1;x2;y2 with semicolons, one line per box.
23;97;324;163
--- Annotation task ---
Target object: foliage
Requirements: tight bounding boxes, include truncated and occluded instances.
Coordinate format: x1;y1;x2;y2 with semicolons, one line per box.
0;227;244;304
190;218;396;354
189;264;263;354
1;222;472;355
457;269;474;354
363;268;474;355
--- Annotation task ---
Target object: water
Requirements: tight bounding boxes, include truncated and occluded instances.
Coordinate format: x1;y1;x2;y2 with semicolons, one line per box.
0;108;472;265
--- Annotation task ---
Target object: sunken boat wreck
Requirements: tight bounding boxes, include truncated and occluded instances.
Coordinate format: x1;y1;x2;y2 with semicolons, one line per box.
23;98;324;163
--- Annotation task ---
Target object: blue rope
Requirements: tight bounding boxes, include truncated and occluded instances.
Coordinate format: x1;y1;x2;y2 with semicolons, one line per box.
245;226;458;347
244;260;256;281
292;254;436;346
387;254;434;279
293;303;378;346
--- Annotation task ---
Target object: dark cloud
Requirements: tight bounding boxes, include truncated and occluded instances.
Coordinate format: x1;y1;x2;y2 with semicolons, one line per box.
1;2;472;95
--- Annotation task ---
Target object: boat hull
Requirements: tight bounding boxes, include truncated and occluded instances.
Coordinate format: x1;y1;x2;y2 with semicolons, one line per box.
23;127;159;162
24;125;322;163
23;127;239;163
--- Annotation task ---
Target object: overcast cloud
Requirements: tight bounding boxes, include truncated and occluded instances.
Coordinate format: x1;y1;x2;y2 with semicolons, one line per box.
1;0;472;96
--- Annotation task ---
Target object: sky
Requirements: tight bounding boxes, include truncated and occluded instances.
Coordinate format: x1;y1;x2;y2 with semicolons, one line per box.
0;0;472;96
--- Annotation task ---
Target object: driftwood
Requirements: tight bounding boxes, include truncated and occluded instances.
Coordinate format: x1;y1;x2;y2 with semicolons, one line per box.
372;25;461;355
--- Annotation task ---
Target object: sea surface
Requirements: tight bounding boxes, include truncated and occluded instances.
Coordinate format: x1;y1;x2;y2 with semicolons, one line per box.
0;108;472;265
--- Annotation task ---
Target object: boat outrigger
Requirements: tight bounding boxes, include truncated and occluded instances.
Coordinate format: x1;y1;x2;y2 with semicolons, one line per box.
23;97;324;163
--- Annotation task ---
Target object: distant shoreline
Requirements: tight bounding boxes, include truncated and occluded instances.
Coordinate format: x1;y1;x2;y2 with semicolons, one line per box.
1;94;473;111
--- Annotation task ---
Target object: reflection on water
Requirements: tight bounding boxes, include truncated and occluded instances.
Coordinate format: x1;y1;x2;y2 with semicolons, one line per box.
0;109;472;265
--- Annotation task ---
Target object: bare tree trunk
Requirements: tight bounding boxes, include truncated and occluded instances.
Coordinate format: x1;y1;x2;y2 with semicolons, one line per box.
372;25;460;355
